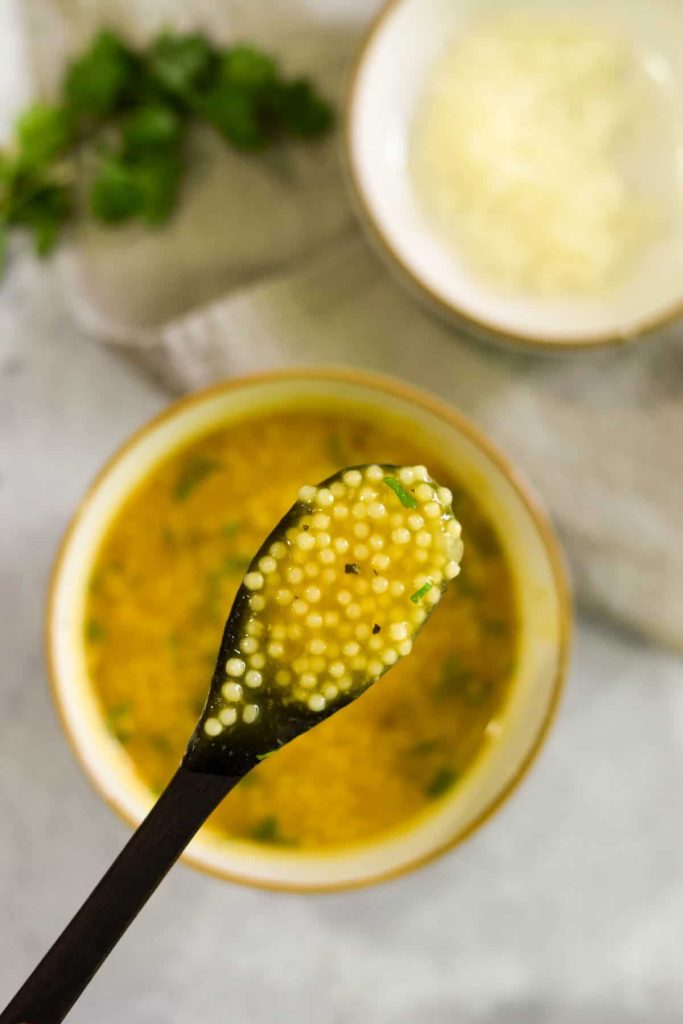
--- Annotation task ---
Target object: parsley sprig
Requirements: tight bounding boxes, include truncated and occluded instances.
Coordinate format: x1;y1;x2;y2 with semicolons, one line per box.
0;30;334;272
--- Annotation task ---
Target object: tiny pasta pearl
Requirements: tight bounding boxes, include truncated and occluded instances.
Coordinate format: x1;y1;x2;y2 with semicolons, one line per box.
310;656;326;674
270;541;287;559
271;624;287;640
414;465;429;481
389;622;410;642
322;683;339;700
322;568;336;584
286;566;304;584
250;595;265;611
416;483;433;502
219;707;237;726
329;661;345;679
390;581;405;597
275;589;293;606
299;485;317;503
382;648;399;665
309;638;327;655
338;675;353;691
308;694;326;712
426;587;441;605
204;718;222;736
412;607;427;625
343;640;360;657
366;465;384;481
250;653;265;669
398;638;413;656
300;673;317;690
408;514;425;531
398;467;415;485
416;531;432;548
240;636;259;655
337;590;352;606
306;612;324;629
438;487;453;506
268;642;285;658
323;611;340;627
369;534;384;550
332;505;349;520
372;576;389;594
445;560;461;579
346;603;362;619
244;572;264;590
447;519;462;538
353;544;369;560
292;599;309;616
415;549;429;563
243;704;259;724
275;669;291;686
305;586;321;603
226;658;246;677
222;682;243;702
367;659;384;677
390;512;404;528
334;537;350;554
424;501;441;519
368;502;386;519
372;553;391;572
343;470;362;487
392;527;411;545
312;513;331;529
319;548;336;565
305;562;320;576
330;482;345;498
258;555;277;574
316;532;331;548
368;636;383;652
353;521;370;539
352;502;368;520
317;488;334;507
296;531;315;551
355;623;371;641
245;670;263;688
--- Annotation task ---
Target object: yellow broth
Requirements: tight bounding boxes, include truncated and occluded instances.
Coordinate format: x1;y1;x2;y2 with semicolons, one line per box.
85;410;517;850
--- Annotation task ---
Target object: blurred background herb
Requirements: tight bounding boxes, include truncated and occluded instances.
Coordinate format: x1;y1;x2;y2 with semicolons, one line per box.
0;29;334;271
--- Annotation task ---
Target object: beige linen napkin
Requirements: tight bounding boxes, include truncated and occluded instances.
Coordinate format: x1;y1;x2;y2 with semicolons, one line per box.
21;0;683;649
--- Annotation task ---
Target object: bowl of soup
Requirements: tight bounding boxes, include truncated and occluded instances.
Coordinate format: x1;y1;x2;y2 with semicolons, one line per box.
47;368;570;890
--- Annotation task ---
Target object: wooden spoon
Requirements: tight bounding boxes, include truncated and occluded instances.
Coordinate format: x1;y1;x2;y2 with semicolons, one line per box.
1;463;463;1024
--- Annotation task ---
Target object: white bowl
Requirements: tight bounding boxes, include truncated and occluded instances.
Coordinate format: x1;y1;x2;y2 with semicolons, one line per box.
47;369;570;891
345;0;683;349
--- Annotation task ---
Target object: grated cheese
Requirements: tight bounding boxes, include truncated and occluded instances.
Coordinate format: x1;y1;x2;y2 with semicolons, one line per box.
411;14;655;294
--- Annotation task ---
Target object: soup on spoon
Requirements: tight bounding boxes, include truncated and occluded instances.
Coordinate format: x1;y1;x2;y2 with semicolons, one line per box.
1;463;462;1024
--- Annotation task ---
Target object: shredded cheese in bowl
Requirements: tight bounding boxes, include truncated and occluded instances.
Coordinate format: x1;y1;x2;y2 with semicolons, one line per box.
411;13;657;295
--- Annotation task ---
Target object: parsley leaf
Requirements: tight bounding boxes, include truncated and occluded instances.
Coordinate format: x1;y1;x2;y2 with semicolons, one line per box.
149;32;219;98
16;104;73;168
65;30;138;117
121;103;185;155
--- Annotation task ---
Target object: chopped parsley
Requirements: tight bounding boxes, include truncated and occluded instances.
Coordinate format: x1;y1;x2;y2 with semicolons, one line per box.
173;455;221;501
383;475;418;509
344;563;361;575
425;767;458;799
410;581;433;604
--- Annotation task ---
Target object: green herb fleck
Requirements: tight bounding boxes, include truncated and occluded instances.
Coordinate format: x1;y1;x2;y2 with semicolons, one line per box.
345;563;361;575
248;815;294;845
106;701;132;743
149;734;172;754
174;455;221;501
410;581;433;604
65;31;139;117
325;433;350;467
425;767;458;799
86;619;106;643
408;739;440;757
383;475;418;509
256;749;278;761
222;555;251;574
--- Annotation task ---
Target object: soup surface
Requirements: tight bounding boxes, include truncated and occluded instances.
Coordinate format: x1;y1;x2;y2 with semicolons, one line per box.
85;407;517;850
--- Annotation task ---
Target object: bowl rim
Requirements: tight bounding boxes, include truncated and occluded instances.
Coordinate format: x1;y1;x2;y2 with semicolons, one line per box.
343;0;683;352
45;366;572;892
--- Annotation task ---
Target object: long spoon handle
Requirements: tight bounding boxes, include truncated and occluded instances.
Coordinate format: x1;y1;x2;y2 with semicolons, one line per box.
0;766;242;1024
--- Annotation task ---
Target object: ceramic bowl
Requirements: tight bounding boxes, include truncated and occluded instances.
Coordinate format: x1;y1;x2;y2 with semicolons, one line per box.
345;0;683;349
47;368;570;890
